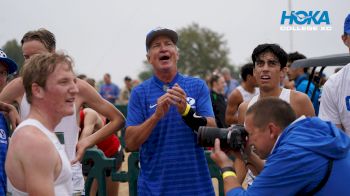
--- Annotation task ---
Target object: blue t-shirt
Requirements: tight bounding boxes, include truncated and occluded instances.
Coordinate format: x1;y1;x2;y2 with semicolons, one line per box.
99;83;120;103
126;73;215;196
295;74;321;115
0;114;9;195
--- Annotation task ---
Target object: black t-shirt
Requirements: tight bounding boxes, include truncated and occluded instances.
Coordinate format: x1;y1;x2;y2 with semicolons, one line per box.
210;90;227;128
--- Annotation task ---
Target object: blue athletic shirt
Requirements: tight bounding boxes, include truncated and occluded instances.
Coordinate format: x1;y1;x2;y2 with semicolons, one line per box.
99;83;120;103
227;117;350;196
126;73;215;196
0;114;9;195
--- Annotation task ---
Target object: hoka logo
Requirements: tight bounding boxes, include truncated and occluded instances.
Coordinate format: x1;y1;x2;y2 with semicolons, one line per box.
281;11;330;25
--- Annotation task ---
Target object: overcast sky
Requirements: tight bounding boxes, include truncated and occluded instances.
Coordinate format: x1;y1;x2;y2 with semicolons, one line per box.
1;0;349;86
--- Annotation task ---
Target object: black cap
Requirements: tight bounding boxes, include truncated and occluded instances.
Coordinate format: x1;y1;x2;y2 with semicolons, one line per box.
145;27;178;52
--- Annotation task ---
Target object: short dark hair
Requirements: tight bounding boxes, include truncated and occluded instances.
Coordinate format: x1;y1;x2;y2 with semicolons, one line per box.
240;63;254;81
246;97;296;130
85;78;96;88
77;74;87;80
21;28;56;52
287;51;306;62
288;52;308;73
251;44;288;69
124;76;132;81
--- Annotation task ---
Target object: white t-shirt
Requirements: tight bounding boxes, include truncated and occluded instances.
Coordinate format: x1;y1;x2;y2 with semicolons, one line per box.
319;63;350;136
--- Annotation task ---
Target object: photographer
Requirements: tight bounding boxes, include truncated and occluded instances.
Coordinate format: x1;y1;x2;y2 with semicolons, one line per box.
211;97;350;195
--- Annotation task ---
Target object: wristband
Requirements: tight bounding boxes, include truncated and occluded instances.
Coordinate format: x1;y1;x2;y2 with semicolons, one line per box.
221;166;235;173
182;107;207;132
181;104;191;116
222;171;237;179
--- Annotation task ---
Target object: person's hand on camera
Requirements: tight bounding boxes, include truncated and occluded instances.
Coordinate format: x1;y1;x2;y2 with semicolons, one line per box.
211;138;234;168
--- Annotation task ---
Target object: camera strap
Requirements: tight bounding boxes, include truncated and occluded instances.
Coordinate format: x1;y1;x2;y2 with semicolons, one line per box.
300;159;333;195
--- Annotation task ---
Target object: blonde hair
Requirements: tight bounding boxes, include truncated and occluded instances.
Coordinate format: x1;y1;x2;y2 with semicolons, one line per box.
21;52;74;103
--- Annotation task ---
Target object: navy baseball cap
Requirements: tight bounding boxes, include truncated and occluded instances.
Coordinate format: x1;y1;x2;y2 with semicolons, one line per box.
0;49;18;74
345;14;350;35
145;27;178;51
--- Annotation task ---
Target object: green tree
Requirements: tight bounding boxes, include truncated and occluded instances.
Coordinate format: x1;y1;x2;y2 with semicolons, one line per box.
2;39;24;71
177;23;235;78
138;60;153;81
138;23;238;82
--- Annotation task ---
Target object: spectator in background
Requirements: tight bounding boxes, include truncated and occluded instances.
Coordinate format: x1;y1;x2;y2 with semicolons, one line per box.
119;76;133;105
222;67;239;98
313;71;327;86
209;74;227;128
319;13;350;136
99;73;120;104
77;74;87;80
132;79;140;87
225;63;259;125
287;52;321;115
0;49;18;195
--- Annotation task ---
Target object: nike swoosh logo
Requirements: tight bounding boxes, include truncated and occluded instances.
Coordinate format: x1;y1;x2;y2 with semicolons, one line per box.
193;112;201;118
149;103;157;109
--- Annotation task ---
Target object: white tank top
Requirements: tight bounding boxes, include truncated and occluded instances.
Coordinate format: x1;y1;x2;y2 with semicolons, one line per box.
20;95;84;193
236;86;259;102
248;88;291;108
7;119;72;196
244;88;290;186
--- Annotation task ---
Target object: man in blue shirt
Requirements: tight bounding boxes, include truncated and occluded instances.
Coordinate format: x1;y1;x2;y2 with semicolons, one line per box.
211;97;350;195
222;67;239;98
99;73;120;104
125;27;216;195
287;52;321;114
0;49;18;195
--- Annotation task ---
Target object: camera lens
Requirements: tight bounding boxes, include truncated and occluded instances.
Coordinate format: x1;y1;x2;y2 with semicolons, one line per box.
197;125;248;151
197;127;230;149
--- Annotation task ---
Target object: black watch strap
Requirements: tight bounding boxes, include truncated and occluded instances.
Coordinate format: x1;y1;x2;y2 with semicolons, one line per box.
221;166;235;173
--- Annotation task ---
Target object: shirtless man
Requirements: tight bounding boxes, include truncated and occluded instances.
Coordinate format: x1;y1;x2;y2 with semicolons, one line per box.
225;63;258;125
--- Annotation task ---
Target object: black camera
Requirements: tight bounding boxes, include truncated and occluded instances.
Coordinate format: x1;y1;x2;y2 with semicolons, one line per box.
197;125;248;151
